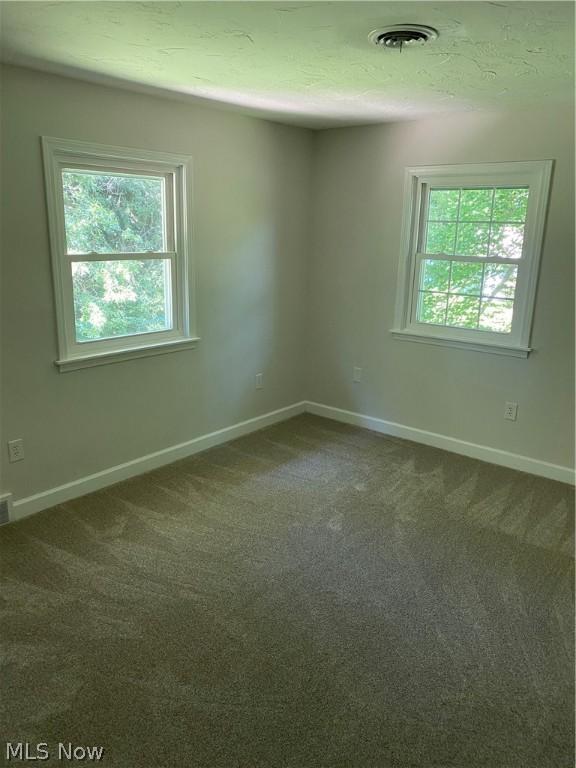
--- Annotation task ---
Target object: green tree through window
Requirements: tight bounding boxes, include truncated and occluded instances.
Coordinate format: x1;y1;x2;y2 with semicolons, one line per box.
62;171;170;341
418;186;528;333
63;171;164;254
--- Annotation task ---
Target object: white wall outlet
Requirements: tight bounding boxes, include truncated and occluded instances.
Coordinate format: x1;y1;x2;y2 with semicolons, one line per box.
8;439;24;462
255;373;263;390
504;402;518;421
353;366;362;383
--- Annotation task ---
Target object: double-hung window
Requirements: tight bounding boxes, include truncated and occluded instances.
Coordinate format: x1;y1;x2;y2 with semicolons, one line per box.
42;137;197;371
392;161;552;357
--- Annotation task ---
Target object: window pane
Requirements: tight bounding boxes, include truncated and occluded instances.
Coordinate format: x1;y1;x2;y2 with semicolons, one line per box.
483;264;518;299
446;295;480;328
456;223;489;257
72;259;171;342
426;222;456;254
428;189;459;221
63;171;165;254
417;179;538;336
488;224;524;259
422;259;450;292
418;292;447;324
449;262;483;295
479;299;514;332
458;189;493;221
492;188;529;222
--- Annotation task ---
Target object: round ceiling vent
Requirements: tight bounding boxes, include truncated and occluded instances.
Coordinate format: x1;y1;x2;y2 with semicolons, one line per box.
368;24;439;50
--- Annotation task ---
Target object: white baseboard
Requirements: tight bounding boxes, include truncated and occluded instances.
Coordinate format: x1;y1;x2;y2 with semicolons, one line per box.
9;397;573;523
305;401;575;486
11;401;307;522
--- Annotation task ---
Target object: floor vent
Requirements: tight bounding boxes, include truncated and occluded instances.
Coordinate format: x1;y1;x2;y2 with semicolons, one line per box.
0;494;13;525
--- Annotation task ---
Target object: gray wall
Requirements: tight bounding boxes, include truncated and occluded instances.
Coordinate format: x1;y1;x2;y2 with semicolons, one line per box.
1;65;574;504
1;65;312;500
307;109;575;468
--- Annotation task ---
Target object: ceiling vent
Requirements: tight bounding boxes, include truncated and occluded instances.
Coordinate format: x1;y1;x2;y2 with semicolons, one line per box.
369;24;438;51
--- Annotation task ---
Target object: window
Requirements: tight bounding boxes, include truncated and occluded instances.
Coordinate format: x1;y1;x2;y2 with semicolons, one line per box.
42;137;197;371
392;161;553;357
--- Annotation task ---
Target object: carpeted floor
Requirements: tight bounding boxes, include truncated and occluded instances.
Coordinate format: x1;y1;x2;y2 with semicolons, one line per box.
1;414;574;768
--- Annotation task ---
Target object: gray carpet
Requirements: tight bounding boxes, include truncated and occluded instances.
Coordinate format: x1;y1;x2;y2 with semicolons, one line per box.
1;414;574;768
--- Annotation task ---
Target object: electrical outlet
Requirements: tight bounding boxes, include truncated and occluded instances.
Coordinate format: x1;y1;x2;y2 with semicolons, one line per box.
353;366;362;383
504;402;518;421
255;373;263;390
8;439;24;463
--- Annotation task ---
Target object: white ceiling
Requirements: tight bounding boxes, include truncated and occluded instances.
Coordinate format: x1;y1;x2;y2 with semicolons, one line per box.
0;1;573;128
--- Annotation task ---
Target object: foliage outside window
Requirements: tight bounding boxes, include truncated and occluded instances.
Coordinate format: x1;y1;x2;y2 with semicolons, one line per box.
42;138;197;371
392;162;553;357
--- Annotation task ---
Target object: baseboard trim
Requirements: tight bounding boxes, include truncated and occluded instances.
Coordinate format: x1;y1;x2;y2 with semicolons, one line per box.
11;401;307;522
305;401;575;486
9;397;573;522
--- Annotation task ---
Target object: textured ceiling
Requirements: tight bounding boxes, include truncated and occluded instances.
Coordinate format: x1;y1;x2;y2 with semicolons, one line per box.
0;1;573;127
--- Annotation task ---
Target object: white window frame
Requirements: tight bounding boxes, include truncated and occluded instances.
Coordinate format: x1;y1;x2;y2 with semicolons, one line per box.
42;137;198;372
391;161;553;358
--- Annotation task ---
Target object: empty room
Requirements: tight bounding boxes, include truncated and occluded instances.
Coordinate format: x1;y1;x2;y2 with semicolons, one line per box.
0;2;574;766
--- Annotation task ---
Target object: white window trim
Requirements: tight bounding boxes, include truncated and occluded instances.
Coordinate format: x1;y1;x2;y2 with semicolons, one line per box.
42;137;199;372
391;160;553;358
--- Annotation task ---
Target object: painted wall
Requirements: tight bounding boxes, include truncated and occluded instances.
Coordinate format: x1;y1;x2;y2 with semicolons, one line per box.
1;65;312;500
307;109;575;469
1;65;574;506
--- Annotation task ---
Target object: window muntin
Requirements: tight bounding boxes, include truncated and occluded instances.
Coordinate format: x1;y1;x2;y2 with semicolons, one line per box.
392;162;553;357
418;258;518;333
425;187;529;257
417;185;529;333
42;138;196;370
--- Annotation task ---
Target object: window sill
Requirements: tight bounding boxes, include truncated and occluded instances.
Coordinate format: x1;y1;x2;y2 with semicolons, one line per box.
55;337;200;372
390;329;531;358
